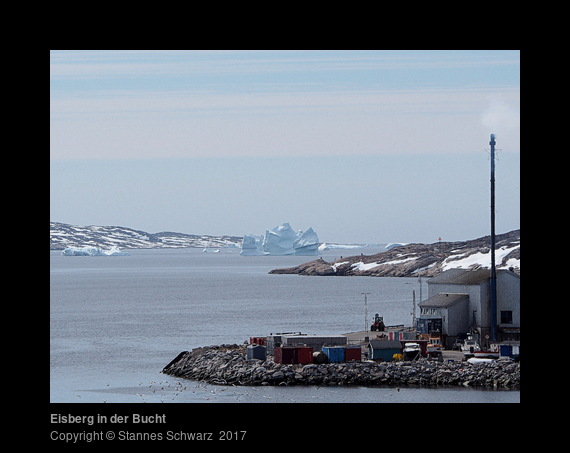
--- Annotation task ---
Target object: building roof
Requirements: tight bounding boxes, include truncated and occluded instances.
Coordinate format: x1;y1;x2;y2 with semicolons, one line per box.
429;268;519;285
428;268;491;285
418;293;469;308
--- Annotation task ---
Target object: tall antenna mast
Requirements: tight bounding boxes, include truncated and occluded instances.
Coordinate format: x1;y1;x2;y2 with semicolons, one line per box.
489;134;497;342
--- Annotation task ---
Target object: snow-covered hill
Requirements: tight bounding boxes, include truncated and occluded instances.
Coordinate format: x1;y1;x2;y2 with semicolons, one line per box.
270;229;520;277
50;222;242;250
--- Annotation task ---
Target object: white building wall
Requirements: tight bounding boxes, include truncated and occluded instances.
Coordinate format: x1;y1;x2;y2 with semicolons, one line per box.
497;272;520;327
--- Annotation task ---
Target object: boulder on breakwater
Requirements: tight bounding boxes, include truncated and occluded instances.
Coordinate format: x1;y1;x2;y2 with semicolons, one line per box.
162;344;520;389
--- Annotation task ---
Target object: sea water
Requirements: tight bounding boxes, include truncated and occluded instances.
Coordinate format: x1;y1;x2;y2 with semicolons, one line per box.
50;248;519;403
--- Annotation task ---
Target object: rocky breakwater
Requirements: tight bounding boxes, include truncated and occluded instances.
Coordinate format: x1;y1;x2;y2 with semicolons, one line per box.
162;345;520;389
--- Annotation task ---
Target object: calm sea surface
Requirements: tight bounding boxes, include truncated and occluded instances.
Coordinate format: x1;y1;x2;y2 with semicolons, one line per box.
50;247;519;403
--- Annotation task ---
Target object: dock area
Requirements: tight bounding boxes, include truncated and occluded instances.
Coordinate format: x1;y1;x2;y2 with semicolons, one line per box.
341;329;466;362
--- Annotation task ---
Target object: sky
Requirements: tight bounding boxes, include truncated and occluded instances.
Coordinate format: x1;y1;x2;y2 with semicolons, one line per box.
50;50;520;244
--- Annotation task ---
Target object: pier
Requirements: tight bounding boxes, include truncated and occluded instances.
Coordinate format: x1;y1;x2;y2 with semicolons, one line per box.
341;330;466;362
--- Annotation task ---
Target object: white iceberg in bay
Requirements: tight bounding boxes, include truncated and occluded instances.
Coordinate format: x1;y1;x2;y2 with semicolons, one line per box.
240;234;265;256
62;246;129;256
293;227;319;255
263;222;298;256
240;223;319;256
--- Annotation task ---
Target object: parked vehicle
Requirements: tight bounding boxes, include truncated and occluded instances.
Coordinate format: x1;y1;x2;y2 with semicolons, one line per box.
461;335;480;354
370;314;385;332
403;342;421;361
452;333;468;350
427;340;443;360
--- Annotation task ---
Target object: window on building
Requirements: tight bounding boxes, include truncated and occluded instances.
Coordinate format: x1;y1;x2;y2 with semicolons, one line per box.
500;310;513;324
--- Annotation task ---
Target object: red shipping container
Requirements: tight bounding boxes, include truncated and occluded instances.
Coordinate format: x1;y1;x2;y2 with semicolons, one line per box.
274;347;294;364
273;346;282;363
296;347;314;364
250;336;266;346
274;346;313;364
344;346;361;362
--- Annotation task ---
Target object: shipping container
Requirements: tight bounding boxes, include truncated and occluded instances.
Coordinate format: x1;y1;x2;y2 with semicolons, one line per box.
390;331;411;341
401;331;416;340
247;344;267;361
266;335;282;353
274;346;313;364
499;344;520;357
344;345;362;362
296;347;313;364
274;346;293;364
368;340;402;361
322;346;345;363
250;336;267;346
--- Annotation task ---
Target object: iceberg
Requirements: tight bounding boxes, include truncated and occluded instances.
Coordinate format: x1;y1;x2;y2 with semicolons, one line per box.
240;234;265;256
385;242;408;250
62;246;129;256
293;227;319;255
240;223;319;256
318;243;366;251
263;223;298;256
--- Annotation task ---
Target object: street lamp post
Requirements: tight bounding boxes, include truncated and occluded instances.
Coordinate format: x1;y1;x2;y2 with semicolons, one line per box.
405;283;416;334
361;292;370;333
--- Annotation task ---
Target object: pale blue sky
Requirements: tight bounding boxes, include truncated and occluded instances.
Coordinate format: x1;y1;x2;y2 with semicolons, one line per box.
50;50;520;244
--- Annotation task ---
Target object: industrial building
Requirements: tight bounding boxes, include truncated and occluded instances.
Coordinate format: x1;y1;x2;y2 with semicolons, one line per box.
417;268;520;349
280;334;347;352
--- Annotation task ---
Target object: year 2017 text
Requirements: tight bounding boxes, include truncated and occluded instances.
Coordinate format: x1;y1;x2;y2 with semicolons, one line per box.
219;431;246;441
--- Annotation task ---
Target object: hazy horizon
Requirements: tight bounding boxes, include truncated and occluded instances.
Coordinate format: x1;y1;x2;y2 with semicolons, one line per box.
50;50;520;244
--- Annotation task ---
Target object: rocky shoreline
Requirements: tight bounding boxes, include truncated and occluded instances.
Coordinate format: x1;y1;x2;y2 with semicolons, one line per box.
162;345;520;389
269;229;520;278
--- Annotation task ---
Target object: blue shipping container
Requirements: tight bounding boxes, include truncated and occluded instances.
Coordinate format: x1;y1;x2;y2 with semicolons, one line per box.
322;346;345;363
247;344;267;360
